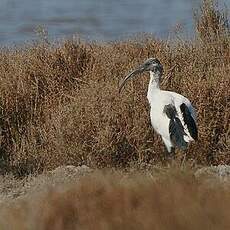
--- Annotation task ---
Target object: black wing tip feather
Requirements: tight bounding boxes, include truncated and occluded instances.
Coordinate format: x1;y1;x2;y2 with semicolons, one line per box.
180;103;198;141
163;104;177;119
164;104;188;150
169;117;188;150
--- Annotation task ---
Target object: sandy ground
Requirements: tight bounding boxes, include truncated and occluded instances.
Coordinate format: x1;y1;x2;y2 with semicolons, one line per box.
0;165;92;203
0;164;229;204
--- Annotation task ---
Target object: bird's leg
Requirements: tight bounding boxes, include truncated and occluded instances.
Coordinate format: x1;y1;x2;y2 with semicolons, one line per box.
170;147;175;155
161;138;175;160
180;151;188;169
163;147;175;165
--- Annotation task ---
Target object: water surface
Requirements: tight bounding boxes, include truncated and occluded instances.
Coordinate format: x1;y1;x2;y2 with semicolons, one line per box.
0;0;229;45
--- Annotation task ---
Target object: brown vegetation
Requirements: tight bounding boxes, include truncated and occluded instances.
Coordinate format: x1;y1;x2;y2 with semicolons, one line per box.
0;0;229;177
0;169;230;230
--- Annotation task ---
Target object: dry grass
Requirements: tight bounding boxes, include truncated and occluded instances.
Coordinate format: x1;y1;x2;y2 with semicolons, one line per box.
0;169;230;230
0;0;229;177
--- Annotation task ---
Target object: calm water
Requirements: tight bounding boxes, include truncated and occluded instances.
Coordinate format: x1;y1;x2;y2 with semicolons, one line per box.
0;0;229;45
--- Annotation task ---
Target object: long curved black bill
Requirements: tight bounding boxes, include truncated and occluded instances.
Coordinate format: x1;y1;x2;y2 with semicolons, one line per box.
119;66;145;93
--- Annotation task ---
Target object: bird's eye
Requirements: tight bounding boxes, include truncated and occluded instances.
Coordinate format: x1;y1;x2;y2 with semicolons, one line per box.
153;66;157;72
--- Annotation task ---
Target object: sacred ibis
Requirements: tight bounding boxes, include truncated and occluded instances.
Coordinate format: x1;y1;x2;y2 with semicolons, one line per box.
119;58;198;155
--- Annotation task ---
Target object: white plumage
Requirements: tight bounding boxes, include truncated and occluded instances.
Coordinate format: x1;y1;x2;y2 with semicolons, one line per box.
119;58;198;155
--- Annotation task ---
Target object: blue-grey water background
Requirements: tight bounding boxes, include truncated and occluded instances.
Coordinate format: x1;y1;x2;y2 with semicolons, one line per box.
0;0;229;45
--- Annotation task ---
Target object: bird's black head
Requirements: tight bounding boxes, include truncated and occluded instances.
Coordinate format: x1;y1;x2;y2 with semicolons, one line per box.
119;57;163;92
141;58;163;74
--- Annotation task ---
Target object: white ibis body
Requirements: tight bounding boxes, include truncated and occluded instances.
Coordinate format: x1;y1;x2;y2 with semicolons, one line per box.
119;58;198;154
